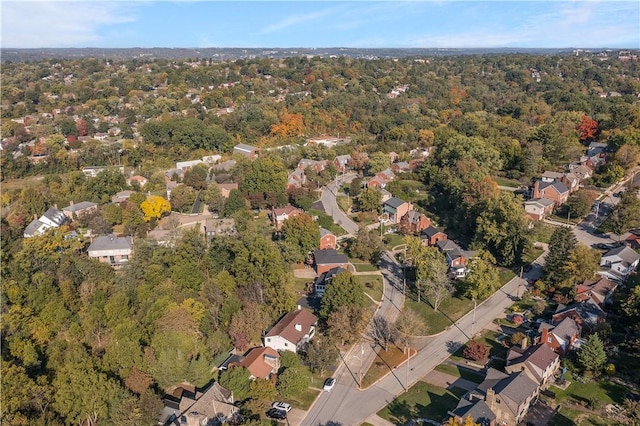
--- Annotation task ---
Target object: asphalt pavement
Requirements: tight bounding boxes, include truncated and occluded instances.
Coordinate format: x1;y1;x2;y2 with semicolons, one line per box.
320;174;359;235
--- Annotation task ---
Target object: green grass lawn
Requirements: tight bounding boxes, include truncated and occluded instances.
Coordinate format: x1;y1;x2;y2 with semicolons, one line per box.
522;246;544;264
529;222;556;244
357;275;384;303
288;387;322;410
405;291;475;336
383;232;405;250
550;379;628;407
361;346;411;388
498;269;516;285
377;382;461;424
434;363;484;383
551;406;621;426
493;176;521;188
308;209;347;236
353;263;380;272
452;329;507;361
336;195;351;213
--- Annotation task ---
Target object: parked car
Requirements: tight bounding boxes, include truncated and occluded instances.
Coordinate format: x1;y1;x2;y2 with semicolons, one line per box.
271;402;291;413
266;408;287;420
323;377;336;392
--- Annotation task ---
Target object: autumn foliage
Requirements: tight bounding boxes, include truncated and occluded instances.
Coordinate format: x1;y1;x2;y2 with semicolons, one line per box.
577;114;598;141
463;341;489;362
270;110;305;137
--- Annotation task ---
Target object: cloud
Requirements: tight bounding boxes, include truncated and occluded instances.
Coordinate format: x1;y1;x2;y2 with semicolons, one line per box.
1;1;139;48
259;5;344;35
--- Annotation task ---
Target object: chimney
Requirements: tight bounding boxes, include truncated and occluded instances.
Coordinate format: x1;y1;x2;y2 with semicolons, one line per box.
520;336;529;350
540;327;549;346
34;213;38;221
69;200;74;206
533;180;540;199
297;304;302;310
53;203;58;210
295;323;302;332
486;388;496;410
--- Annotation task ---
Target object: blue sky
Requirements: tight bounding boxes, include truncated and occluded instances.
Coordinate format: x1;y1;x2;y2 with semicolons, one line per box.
2;1;639;49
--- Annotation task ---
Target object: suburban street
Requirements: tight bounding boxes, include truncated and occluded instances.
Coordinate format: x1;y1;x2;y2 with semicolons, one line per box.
320;173;360;235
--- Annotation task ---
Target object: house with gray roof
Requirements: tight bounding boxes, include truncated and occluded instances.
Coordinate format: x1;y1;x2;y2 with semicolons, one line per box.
436;239;476;278
88;235;133;268
506;342;560;386
233;143;259;159
313;249;350;274
538;317;581;355
62;201;98;220
598;245;640;281
23;207;68;238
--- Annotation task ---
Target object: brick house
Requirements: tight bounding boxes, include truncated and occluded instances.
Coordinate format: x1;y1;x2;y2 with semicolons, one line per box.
399;210;431;234
228;347;280;380
420;226;448;247
319;228;337;250
383;197;413;224
523;198;554;221
62;201;98;221
576;277;618;307
551;300;605;334
314;266;347;297
313;249;349;274
87;235;134;268
538;317;581;356
532;180;569;206
270;205;304;231
505;342;560;387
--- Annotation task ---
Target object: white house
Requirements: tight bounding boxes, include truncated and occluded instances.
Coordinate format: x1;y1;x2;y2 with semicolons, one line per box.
599;245;640;281
23;207;68;238
263;307;318;353
88;235;134;267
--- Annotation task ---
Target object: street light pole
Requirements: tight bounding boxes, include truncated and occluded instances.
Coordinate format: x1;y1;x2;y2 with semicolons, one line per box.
471;298;477;336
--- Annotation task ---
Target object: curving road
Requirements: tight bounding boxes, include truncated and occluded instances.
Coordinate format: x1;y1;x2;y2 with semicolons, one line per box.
320;173;359;235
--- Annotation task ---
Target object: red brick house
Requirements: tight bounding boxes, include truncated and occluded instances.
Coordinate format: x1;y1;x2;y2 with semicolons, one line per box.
383;197;413;224
532;180;569;206
399;210;431;234
319;228;337;250
551;301;605;333
576;278;618;307
270;205;304;231
538;317;581;356
420;226;448;247
313;249;350;274
229;347;280;380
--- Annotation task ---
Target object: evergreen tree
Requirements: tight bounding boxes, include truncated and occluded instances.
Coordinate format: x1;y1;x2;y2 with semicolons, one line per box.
577;334;607;373
544;226;577;287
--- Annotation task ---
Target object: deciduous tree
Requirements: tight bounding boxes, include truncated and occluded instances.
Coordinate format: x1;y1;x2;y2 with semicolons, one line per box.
140;195;171;222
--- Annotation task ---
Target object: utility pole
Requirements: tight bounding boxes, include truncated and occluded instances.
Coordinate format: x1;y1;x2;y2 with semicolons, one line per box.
471;298;477;336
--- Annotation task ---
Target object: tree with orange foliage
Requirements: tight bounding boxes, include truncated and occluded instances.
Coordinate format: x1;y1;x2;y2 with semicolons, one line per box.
270;110;305;138
577;114;598;141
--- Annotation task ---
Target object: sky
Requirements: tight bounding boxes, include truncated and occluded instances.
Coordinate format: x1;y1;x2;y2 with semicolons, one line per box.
2;1;639;49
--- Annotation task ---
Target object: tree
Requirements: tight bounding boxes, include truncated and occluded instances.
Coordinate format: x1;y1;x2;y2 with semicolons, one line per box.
320;271;365;320
358;187;382;212
276;365;311;398
349;177;363;197
282;213;320;262
577;114;598;141
463;251;501;300
140;195;171;222
559;244;600;292
463;341;489;362
368;315;397;351
566;189;598;219
219;367;251;401
326;305;362;346
577;334;607;373
509;332;527;347
228;303;271;351
305;338;339;377
223;189;247;217
202;183;225;214
349;227;382;263
609;191;640;236
367;151;391;175
103;203;123;225
544;226;577;287
169;185;196;213
239;157;287;208
183;165;208;190
349;151;369;172
394;308;426;353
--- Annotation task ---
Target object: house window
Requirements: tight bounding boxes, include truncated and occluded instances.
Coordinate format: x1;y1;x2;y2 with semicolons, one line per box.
109;256;116;264
547;337;552;343
266;338;271;342
284;343;288;347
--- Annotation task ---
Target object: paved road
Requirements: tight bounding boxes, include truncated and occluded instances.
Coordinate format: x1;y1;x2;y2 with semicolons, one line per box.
320;173;359;235
303;250;405;426
301;250;547;426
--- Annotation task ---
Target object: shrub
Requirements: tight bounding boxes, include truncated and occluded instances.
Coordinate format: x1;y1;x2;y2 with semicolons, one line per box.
463;341;489;362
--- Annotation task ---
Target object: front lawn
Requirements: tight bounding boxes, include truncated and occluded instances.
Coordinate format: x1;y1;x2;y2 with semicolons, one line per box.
550;379;628;407
493;176;521;188
361;346;412;388
383;232;405;250
336;195;351;213
308;209;347;236
498;269;516;285
551;406;620;426
353;262;380;272
434;363;484;383
377;382;462;425
405;291;474;336
451;329;507;362
288;387;322;410
357;275;384;303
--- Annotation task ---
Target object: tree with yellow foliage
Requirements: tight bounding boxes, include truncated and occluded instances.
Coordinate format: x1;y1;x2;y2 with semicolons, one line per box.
443;415;480;426
140;195;171;222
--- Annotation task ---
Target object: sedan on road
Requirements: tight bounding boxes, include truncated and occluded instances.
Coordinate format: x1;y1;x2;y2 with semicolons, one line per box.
323;377;336;392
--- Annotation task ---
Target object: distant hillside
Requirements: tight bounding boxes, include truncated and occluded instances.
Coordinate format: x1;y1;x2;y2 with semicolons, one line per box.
0;47;587;63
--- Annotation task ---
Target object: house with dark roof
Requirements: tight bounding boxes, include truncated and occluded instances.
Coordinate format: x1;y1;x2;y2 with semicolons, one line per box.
383;197;412;224
333;154;351;172
319;228;336;250
314;266;348;297
233;143;259;159
538;317;581;355
62;201;98;221
523;198;554;221
625;230;640;250
505;342;560;387
23;206;68;238
450;368;540;426
598;245;640;281
263;306;318;353
399;210;431;234
87;235;134;267
532;180;569;206
158;381;236;426
436;239;476;278
228;347;280;380
576;277;618;307
420;226;448;247
313;249;349;274
551;300;605;333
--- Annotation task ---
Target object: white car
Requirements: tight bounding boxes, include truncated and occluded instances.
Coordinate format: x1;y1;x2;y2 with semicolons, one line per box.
323;377;336;392
271;402;291;413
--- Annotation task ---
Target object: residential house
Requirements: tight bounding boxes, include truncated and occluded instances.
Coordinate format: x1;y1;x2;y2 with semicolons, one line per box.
576;277;618;307
111;190;135;204
505;342;560;387
270;205;304;231
263;306;318;353
552;300;605;334
128;175;148;188
333;154;351;172
233;143;259;159
87;235;134;268
437;239;476;278
377;187;393;203
538;317;581;356
314;266;347;297
287;168;306;189
408;158;425;171
94;132;108;141
158;382;236;426
420;226;448;247
176;159;203;170
62;201;98;221
203;218;236;240
23;206;68;238
212;160;236;172
229;347;280;380
625;230;640;249
532;180;570;206
568;164;593;181
390;161;410;173
598;245;640;281
540;170;579;193
218;183;238;198
383;197;413;224
451;368;540;426
306;136;351;148
313;249;350;274
399;210;431;234
523;198;554;221
297;158;327;173
164;168;185;183
367;169;396;189
82;165;125;178
319;228;337;250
